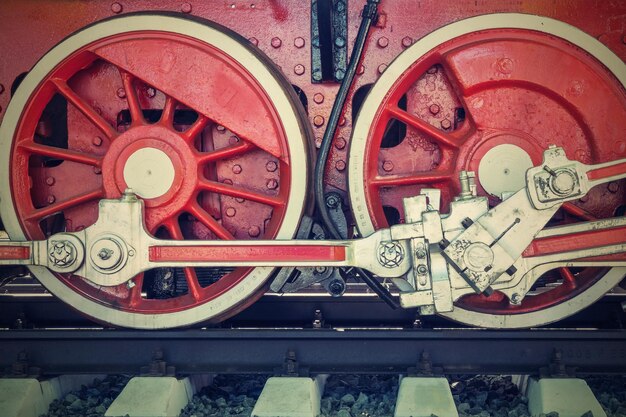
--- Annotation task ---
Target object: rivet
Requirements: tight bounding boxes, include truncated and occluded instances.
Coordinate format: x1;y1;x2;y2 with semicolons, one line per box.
356;65;365;75
45;177;55;186
334;37;345;48
92;136;103;146
94;167;102;174
313;115;325;127
334;137;346;150
225;207;236;217
441;119;452;130
335;160;346;171
271;37;282;48
402;36;413;48
111;2;123;13
313;70;322;81
338;116;346;126
294;37;305;48
377;64;387;74
181;2;192;13
223;179;233;185
294;64;305;75
228;136;239;145
248;226;261;237
335;69;345;80
427;66;437;74
216;125;226;132
248;37;258;46
267;179;279;189
608;181;619;193
266;161;278;172
496;57;513;74
313;93;324;104
116;88;126;98
47;195;56;204
236;197;245;203
429;104;440;115
145;87;156;98
232;164;242;174
382;160;394;172
377;36;389;48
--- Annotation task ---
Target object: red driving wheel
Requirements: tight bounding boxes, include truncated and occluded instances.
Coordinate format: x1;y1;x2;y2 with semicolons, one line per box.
349;14;626;327
0;15;311;328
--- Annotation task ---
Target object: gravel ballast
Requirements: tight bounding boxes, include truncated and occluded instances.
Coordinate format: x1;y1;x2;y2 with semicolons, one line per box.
41;374;130;417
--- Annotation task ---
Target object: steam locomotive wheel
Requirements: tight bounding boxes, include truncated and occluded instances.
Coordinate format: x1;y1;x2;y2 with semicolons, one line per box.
349;14;626;328
0;15;310;328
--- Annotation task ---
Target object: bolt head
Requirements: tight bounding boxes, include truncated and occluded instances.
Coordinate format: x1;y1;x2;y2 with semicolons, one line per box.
116;88;126;98
45;177;55;186
248;226;261;237
111;2;123;13
225;207;236;217
294;37;305;48
232;164;242;174
377;37;389;48
382;160;394;172
92;136;103;146
271;37;282;48
334;137;346;150
429;104;440;115
267;179;279;190
294;64;305;75
441;119;452;130
313;93;324;104
402;36;413;47
313;115;325;127
266;161;278;172
335;160;346;171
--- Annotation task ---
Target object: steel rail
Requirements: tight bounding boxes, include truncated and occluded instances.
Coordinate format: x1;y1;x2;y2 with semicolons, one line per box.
1;328;625;375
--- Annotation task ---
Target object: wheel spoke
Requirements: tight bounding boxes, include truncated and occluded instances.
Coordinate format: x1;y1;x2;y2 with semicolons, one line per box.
119;70;145;126
562;202;596;221
162;218;202;300
187;202;235;240
371;170;453;187
160;96;176;126
183;114;210;143
25;188;104;221
196;141;256;164
198;178;284;207
18;142;102;167
385;105;463;149
128;272;145;307
50;79;117;140
559;267;577;288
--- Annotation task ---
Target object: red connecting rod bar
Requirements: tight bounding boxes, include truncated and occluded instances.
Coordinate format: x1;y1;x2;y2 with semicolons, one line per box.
0;245;30;260
523;224;626;259
149;244;347;263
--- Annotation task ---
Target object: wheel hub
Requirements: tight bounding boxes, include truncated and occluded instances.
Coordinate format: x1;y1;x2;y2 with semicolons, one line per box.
122;147;175;199
475;142;534;197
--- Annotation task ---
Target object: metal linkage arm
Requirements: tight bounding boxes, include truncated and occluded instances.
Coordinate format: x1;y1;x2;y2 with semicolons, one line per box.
441;146;626;294
0;191;412;287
